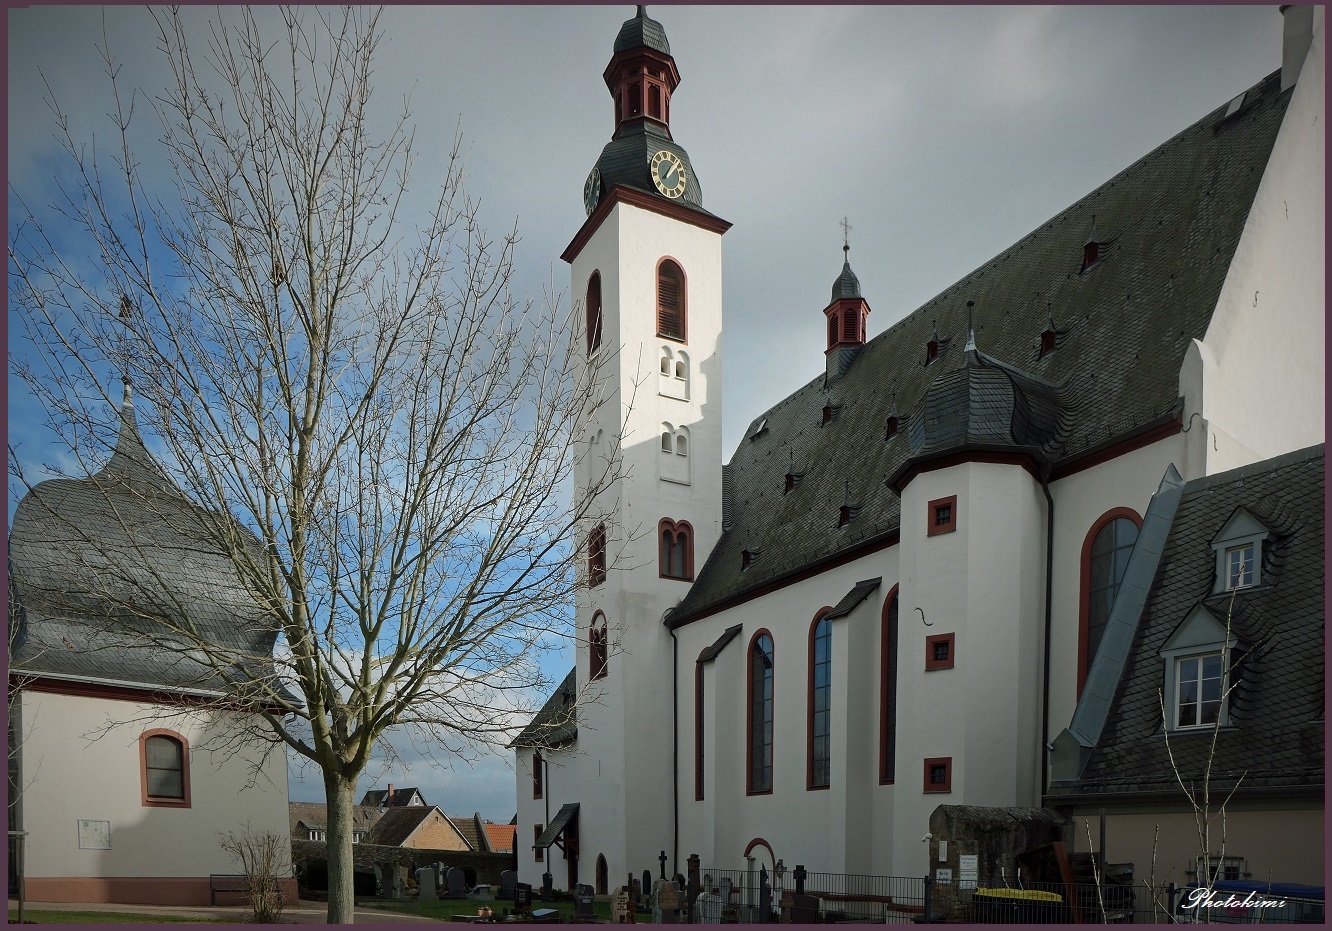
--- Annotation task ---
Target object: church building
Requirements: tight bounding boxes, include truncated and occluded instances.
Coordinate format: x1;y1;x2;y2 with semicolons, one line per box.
514;6;1324;893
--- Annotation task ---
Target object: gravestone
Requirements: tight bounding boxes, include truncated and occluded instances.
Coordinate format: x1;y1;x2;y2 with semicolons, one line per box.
416;866;438;901
718;876;733;906
696;890;721;924
758;866;772;923
631;877;642;905
642;871;653;905
541;872;554;900
499;870;517;900
653;877;682;924
445;866;467;897
611;886;632;924
788;893;820;924
514;882;533;912
384;863;405;899
574;885;596;918
471;883;494;901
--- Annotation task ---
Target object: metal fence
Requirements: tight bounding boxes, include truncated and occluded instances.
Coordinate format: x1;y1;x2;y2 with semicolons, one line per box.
689;869;1323;923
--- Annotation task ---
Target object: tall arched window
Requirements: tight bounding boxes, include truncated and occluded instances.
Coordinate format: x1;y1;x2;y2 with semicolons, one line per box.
596;855;609;895
659;518;693;581
880;587;899;784
586;272;603;354
808;612;832;789
140;730;190;807
748;631;775;794
588;524;607;587
590;611;608;680
532;750;544;799
1079;509;1142;695
657;259;686;341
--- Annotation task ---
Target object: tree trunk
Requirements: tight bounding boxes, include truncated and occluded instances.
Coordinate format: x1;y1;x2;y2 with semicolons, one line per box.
324;772;359;924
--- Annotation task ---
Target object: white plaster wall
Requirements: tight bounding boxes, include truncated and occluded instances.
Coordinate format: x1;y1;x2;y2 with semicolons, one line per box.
1192;9;1325;472
15;691;289;879
673;544;898;875
1045;434;1188;736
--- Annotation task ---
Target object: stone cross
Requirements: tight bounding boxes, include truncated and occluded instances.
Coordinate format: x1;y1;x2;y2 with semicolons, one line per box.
659;850;668;879
794;864;807;895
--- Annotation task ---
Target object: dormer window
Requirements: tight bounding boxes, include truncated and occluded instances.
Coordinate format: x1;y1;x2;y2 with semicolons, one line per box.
1160;605;1239;731
1039;328;1057;358
1082;240;1099;270
884;416;898;439
1209;507;1270;594
925;339;939;364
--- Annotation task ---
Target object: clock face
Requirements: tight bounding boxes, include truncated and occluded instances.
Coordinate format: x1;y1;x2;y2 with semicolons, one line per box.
584;168;602;217
650;150;687;199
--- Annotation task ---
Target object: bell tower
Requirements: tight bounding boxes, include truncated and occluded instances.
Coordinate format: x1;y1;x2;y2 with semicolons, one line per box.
560;4;730;888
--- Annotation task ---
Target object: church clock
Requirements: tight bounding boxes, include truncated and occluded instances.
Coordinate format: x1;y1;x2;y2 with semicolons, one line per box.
650;149;687;199
584;167;602;216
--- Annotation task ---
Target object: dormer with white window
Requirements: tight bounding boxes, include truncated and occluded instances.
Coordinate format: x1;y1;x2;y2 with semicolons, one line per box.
1209;507;1271;593
1160;605;1240;731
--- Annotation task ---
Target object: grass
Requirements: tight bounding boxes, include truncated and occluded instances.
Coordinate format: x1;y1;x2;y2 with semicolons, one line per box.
8;911;223;924
375;896;622;922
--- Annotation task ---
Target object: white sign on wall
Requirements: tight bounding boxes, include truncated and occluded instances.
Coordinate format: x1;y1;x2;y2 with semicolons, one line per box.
958;854;978;890
935;868;953;884
77;819;111;850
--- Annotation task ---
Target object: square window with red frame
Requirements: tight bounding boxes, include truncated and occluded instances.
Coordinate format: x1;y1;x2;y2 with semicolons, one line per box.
927;496;957;536
923;757;952;793
925;633;955;671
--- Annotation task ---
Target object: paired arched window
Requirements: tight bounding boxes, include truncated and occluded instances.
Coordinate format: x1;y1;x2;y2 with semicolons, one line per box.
659;347;690;400
588;524;607;587
659;518;693;581
808;612;832;789
590;611;608;680
657;259;686;342
880;587;899;784
586;272;603;354
747;631;775;794
1079;509;1141;695
140;730;190;807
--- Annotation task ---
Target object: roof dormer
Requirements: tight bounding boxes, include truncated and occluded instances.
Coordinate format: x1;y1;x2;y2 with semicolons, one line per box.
1209;507;1272;594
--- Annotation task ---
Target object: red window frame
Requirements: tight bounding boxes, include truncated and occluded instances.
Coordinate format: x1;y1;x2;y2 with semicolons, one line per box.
807;609;833;790
588;524;607;587
590;611;608;681
694;663;705;801
746;629;775;796
925;633;955;671
880;587;899;785
140;729;191;808
659;518;694;581
927;495;957;536
923;757;952;793
532;750;544;799
534;825;544;862
1078;507;1142;696
656;258;687;343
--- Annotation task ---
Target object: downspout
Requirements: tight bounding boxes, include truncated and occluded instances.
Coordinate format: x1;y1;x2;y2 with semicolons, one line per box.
1039;466;1055;800
667;619;680;876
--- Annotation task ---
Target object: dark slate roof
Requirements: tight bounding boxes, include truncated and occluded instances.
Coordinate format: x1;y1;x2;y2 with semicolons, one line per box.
825;578;882;620
363;806;451;848
593;120;709;213
361;787;428;808
8;390;285;697
512;667;578;748
1048;444;1324;798
534;803;579;848
697;624;743;663
668;69;1292;624
613;6;670;56
832;256;862;301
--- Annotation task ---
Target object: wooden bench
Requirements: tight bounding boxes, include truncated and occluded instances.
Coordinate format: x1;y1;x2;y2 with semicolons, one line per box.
210;874;250;906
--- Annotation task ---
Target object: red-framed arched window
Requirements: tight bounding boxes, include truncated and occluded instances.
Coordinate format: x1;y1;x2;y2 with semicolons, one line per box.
533;749;544;799
659;518;694;580
140;729;191;808
694;662;705;801
808;609;833;790
586;272;603;354
747;630;775;795
657;259;686;342
589;523;607;587
880;586;899;785
590;611;608;681
1078;508;1142;695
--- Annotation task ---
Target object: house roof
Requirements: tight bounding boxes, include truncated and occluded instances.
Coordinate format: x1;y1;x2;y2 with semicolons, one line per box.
668;69;1293;626
1048;444;1325;799
360;787;426;808
447;813;484;852
512;667;578;748
484;822;516;853
287;801;384;837
8;388;288;698
363;806;458;848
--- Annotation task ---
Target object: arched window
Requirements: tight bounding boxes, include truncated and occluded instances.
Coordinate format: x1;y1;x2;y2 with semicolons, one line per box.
596;854;609;895
590;611;608;680
748;631;775;794
659;518;693;581
586;272;603;354
140;730;190;807
657;259;686;341
661;355;672;375
880;587;899;784
661;428;673;452
1079;509;1142;695
808;612;832;789
828;315;839;347
588;524;607;587
675;433;688;456
533;750;544;799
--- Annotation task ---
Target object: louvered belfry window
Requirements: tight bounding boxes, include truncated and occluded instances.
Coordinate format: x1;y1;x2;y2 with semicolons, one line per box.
657;260;686;341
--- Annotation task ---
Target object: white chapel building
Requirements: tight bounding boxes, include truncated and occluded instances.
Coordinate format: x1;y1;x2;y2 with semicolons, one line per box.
514;6;1324;893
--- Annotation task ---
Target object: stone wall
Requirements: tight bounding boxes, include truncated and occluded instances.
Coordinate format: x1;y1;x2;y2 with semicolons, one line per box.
292;840;516;892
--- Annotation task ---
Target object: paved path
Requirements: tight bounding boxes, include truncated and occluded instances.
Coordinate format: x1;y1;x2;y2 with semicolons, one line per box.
9;898;445;924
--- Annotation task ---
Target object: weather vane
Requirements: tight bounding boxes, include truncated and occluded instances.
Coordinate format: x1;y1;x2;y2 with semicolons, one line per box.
840;216;852;253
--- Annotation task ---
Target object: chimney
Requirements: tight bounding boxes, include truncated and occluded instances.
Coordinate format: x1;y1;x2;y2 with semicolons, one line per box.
1281;5;1315;92
387;783;394;804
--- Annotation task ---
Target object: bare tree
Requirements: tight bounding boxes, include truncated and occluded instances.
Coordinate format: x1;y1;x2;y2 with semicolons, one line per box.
9;7;616;922
219;824;292;923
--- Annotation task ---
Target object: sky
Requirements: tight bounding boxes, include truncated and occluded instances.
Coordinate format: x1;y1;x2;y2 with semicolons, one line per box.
7;5;1287;819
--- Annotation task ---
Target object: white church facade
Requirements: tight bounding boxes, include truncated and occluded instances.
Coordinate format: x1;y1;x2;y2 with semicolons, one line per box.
514;6;1324;893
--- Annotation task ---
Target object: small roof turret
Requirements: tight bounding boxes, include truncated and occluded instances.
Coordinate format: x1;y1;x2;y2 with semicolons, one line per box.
831;218;862;300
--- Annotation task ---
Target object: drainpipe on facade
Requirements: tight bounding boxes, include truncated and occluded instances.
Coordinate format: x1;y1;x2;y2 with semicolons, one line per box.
1040;468;1055;800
